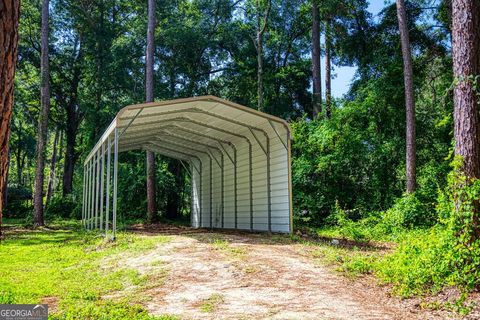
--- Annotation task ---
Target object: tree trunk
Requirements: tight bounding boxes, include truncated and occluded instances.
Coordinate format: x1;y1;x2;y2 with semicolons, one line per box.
256;0;271;112
146;0;157;223
62;123;77;195
312;0;322;118
0;0;20;232
0;0;20;239
325;18;332;118
33;0;50;227
62;38;82;196
452;0;480;239
396;0;416;193
46;128;60;207
3;151;10;215
165;160;182;220
15;125;23;184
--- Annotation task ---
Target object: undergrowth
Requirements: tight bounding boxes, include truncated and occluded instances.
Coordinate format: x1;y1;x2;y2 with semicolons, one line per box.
305;164;480;313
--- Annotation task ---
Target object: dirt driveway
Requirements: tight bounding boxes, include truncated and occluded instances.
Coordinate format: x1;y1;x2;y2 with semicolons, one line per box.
123;229;451;320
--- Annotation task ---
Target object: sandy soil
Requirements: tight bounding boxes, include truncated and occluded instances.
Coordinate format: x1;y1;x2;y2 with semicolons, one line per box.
123;229;460;320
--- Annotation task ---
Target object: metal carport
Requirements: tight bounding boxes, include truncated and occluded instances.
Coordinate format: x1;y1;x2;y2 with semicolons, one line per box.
82;96;292;238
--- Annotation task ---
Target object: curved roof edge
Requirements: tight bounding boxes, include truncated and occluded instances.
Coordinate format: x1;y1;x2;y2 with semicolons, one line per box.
84;95;291;165
117;95;291;132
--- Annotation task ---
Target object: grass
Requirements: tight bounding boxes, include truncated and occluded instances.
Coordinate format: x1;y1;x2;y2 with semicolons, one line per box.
210;238;247;260
0;220;176;320
199;293;224;313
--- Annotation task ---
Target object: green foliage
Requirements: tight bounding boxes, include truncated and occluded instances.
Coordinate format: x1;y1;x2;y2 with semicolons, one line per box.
376;227;454;296
437;162;480;290
366;164;480;297
45;195;79;220
383;193;432;229
333;203;371;244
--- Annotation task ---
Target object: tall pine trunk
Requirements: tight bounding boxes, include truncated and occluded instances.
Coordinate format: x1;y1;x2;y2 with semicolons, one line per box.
146;0;157;223
256;0;271;112
33;0;50;226
396;0;416;193
325;18;332;118
0;0;20;239
311;0;322;118
46;128;60;207
62;41;82;196
452;0;480;239
0;0;20;238
62;125;76;195
165;160;182;220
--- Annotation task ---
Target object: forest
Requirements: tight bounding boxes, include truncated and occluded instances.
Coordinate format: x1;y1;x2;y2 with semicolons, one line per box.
1;0;480;318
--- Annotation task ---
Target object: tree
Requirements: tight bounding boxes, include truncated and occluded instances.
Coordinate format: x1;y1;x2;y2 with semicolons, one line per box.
311;0;322;118
46;128;60;207
33;0;50;226
146;0;157;223
396;0;416;193
255;0;271;112
325;18;332;118
452;0;480;237
0;0;20;237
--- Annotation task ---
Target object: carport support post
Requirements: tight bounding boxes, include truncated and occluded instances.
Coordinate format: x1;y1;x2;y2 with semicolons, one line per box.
233;147;237;229
90;158;95;230
82;166;86;227
266;136;271;233
100;142;105;231
209;157;213;229
106;135;111;237
91;155;95;229
87;161;91;229
189;162;194;227
221;152;224;228
95;150;100;229
113;128;119;240
199;162;202;228
249;143;253;231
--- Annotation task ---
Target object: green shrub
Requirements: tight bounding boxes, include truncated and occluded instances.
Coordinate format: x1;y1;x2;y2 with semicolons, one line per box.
4;186;32;219
376;227;454;296
334;203;371;243
437;163;480;290
378;161;480;296
45;195;79;219
382;193;433;229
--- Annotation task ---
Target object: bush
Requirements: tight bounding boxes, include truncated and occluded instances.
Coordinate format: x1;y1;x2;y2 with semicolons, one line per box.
382;193;434;229
4;186;32;219
334;203;371;243
376;227;454;296
378;162;480;296
45;195;79;220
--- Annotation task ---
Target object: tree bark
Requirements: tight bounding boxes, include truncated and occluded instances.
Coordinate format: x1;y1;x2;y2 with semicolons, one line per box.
256;0;271;112
62;37;82;195
452;0;480;239
312;0;322;118
62;124;76;195
0;0;20;238
33;0;50;227
146;0;157;222
325;18;332;118
165;160;182;220
396;0;416;193
46;128;60;207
